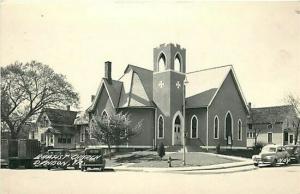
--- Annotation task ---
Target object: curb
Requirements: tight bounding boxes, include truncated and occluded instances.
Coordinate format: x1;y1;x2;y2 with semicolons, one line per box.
112;164;257;174
196;152;252;162
111;161;254;173
180;166;258;175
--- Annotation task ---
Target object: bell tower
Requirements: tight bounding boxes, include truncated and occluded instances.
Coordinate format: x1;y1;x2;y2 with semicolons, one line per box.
153;43;186;73
153;43;186;146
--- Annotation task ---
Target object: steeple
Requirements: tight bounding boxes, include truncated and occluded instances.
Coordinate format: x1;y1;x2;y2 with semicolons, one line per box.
153;43;186;73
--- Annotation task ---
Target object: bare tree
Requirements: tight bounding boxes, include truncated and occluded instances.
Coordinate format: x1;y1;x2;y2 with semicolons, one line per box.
254;128;262;146
285;94;300;145
90;113;142;159
1;61;79;139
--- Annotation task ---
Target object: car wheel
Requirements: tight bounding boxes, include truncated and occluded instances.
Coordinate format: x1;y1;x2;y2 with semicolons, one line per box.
285;157;290;166
253;163;258;167
271;159;277;167
47;166;51;170
81;166;84;171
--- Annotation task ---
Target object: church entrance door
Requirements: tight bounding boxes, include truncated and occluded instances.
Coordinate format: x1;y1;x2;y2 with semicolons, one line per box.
173;115;182;145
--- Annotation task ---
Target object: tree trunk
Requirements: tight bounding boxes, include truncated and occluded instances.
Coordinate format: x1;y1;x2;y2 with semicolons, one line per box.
108;144;112;160
3;120;18;139
10;130;18;139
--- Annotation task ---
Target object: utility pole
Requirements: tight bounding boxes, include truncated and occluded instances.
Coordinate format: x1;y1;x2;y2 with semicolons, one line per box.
183;77;189;166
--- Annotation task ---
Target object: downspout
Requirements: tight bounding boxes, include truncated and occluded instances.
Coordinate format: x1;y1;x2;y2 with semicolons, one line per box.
154;107;157;149
206;107;209;151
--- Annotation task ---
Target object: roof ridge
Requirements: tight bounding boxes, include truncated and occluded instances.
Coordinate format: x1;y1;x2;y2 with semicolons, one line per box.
127;64;153;72
252;105;292;109
103;77;122;83
187;64;233;74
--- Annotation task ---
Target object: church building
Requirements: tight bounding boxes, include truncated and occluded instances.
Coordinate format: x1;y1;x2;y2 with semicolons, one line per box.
88;43;250;150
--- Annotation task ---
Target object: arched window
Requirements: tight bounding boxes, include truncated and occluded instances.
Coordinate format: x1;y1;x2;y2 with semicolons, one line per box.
158;53;166;72
238;120;242;140
158;115;164;139
214;116;219;139
101;110;108;119
190;115;198;138
174;53;181;72
225;111;233;140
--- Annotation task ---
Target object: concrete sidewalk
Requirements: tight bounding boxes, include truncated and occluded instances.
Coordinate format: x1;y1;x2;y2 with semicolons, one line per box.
109;152;255;174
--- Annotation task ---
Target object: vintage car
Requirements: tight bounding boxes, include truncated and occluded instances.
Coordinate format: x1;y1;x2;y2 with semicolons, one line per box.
80;148;106;172
252;144;290;167
46;149;78;170
284;145;300;163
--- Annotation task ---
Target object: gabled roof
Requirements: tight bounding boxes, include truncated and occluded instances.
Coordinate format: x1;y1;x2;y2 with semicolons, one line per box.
88;65;154;111
124;65;153;100
88;63;249;112
186;65;249;113
251;105;297;124
88;78;123;112
42;108;77;126
118;65;153;108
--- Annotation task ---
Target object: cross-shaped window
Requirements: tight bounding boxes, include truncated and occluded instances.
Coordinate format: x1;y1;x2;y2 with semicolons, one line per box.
176;81;181;89
158;81;164;88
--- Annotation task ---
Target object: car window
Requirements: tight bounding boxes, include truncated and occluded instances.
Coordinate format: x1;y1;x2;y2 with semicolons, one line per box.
86;149;102;155
285;146;294;150
262;147;276;153
48;151;63;155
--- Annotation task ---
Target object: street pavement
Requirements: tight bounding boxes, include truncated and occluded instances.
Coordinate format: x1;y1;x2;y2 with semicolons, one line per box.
1;165;299;194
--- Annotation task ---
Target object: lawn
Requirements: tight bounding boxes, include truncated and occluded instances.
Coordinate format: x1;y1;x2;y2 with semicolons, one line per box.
107;151;239;168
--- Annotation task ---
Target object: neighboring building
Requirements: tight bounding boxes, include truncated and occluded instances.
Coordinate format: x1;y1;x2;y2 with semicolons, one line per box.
88;43;250;150
31;106;78;149
73;112;96;148
247;105;299;147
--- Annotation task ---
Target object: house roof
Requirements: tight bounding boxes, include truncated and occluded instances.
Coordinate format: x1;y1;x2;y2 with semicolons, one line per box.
45;126;76;135
42;108;78;126
186;65;249;112
250;105;296;124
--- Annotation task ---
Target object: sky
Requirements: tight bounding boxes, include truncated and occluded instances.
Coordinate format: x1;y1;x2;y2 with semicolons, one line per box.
1;0;300;110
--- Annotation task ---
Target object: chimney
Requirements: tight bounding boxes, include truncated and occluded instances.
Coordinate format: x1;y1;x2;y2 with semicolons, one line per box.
91;95;95;103
66;105;70;111
105;61;112;84
248;102;252;109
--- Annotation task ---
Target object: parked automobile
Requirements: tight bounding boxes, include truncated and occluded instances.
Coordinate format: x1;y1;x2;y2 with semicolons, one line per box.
47;149;75;170
252;144;290;167
284;145;300;163
80;148;105;172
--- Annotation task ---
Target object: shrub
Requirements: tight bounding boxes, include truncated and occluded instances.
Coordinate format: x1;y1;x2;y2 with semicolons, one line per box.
157;142;165;159
253;141;265;152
